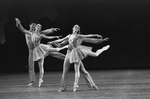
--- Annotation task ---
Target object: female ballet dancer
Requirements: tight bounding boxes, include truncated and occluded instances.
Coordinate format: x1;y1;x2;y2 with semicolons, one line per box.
50;24;109;92
32;24;68;87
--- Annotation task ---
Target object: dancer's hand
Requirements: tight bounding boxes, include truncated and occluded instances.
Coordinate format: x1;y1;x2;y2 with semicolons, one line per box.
48;41;59;46
54;43;61;47
53;28;60;31
47;41;53;45
96;34;102;38
15;18;20;23
64;45;68;48
103;37;109;41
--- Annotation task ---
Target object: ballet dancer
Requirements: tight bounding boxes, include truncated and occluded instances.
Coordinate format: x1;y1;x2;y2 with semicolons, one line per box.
50;24;109;92
32;24;68;87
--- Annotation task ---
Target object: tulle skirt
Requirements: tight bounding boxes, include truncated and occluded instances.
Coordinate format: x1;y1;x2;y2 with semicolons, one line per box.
69;45;92;63
33;44;52;61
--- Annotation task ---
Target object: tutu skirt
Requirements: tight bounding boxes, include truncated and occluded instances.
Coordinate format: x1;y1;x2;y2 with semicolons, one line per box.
69;45;92;63
33;44;51;61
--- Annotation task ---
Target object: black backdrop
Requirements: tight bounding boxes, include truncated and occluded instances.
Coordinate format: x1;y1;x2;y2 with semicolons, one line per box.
0;0;150;73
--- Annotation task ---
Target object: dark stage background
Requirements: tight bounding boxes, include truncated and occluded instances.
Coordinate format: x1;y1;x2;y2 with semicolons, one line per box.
0;0;150;73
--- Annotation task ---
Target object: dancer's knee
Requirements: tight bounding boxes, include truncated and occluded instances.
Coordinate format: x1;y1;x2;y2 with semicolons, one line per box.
62;74;66;79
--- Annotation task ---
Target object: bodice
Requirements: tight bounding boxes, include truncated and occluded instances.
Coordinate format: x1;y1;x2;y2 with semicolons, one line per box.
31;33;41;47
68;34;82;51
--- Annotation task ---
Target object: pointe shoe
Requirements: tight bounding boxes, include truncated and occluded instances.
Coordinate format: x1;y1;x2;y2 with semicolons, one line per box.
92;85;98;90
102;45;110;51
38;79;43;87
73;87;77;92
58;88;66;92
96;45;110;56
73;84;79;92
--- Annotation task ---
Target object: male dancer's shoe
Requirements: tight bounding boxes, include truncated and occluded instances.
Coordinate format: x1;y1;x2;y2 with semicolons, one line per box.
58;87;66;92
28;81;35;86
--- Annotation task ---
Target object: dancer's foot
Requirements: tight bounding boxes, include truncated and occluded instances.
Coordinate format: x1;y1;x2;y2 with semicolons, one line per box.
28;83;33;86
38;79;43;87
58;88;66;92
92;85;98;90
27;81;35;86
96;45;110;56
102;45;110;51
73;84;79;92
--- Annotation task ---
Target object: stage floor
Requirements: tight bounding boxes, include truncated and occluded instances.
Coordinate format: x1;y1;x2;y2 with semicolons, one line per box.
0;70;150;99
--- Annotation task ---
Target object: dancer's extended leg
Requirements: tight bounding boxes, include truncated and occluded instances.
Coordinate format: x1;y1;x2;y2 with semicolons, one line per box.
80;61;98;90
87;45;110;57
49;52;65;60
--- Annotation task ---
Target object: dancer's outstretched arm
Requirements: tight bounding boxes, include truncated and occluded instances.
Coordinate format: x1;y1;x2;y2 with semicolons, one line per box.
79;34;102;38
41;28;60;35
41;34;61;39
49;34;70;44
59;40;68;46
15;18;31;35
82;37;109;44
57;45;68;51
55;40;69;48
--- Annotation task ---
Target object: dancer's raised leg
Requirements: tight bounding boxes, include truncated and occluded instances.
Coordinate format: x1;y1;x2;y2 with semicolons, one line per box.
87;45;110;57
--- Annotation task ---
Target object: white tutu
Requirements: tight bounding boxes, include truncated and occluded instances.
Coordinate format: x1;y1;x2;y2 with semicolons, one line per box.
33;44;52;61
69;45;92;63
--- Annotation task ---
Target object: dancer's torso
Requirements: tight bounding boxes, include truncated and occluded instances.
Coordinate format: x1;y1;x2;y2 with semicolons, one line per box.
68;34;82;52
25;34;35;49
31;32;41;47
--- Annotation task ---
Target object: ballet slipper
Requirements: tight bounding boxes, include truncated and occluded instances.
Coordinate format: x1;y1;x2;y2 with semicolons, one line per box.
38;79;43;87
73;84;79;92
102;45;110;51
96;45;110;56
